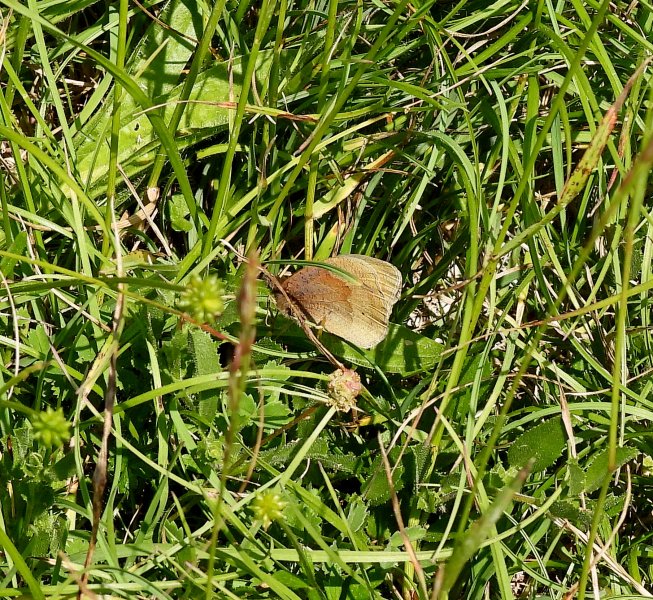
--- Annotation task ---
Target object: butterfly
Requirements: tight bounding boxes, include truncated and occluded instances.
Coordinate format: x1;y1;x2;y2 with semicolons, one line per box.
272;254;402;349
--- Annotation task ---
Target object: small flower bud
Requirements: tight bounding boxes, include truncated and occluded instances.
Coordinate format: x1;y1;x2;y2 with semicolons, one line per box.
252;490;287;530
327;368;362;412
178;274;225;322
32;407;70;448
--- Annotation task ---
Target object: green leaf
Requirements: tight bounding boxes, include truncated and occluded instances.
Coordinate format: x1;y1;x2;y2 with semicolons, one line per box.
188;328;221;377
346;497;368;533
198;396;219;421
388;526;427;549
169;194;193;232
162;328;193;382
344;582;383;600
276;322;443;375
507;417;567;472
9;427;32;470
324;575;345;600
306;439;358;474
50;451;76;481
238;393;257;424
567;460;586;497
76;53;271;197
27;325;50;356
341;324;443;375
262;397;292;429
1;231;27;278
30;513;65;557
73;0;202;188
406;444;431;491
364;450;405;506
75;334;96;362
583;446;639;494
549;500;593;529
441;466;529;593
272;570;312;590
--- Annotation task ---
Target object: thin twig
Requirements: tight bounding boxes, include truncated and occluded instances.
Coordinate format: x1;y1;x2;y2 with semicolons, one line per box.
378;432;428;598
77;202;126;598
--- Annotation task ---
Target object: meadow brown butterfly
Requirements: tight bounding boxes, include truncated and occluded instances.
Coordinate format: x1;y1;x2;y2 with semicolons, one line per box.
272;254;402;349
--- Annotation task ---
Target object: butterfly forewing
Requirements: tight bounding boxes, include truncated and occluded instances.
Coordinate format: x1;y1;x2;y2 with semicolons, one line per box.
326;255;401;312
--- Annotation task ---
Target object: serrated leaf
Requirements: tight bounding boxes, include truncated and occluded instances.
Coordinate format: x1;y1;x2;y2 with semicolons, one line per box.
259;441;300;467
188;329;221;377
407;444;431;491
388;526;427;549
507;417;566;471
584;446;639;494
262;398;292;429
567;461;586;497
364;451;405;506
31;513;64;557
251;336;286;366
27;325;50;356
198;396;219;421
304;438;358;474
346;497;368;532
162;328;192;381
549;499;593;529
9;427;32;469
416;487;455;512
604;492;626;517
169;194;192;232
238;393;257;424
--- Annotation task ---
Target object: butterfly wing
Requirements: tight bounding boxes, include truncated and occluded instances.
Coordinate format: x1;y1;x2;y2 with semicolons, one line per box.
326;255;402;312
321;255;402;348
275;255;402;348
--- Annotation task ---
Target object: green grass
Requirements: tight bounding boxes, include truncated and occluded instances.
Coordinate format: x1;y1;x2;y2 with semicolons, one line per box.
1;0;653;597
